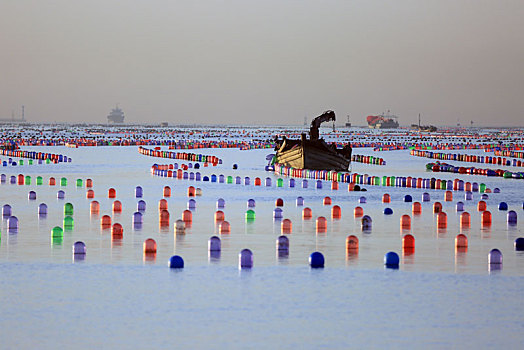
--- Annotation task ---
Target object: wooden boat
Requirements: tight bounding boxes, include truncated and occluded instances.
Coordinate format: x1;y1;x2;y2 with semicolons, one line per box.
274;111;352;171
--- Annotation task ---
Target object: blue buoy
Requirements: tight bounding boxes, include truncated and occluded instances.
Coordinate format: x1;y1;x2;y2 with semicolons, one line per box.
135;186;143;198
211;174;217;182
239;249;254;269
168;255;184;268
208;236;221;251
38;203;48;216
187;199;196;209
481;194;489;200
133;211;143;225
194;163;200;169
465;191;473;201
302;179;308;188
244;177;250;185
316;180;322;189
189;172;195;180
384;251;400;268
273;208;283;219
361;215;372;231
219;174;225;183
498;202;508;211
216;198;225;209
276;235;289;253
422;193;430;202
2;204;11;217
309;251;325;268
515;237;524;251
289;178;295;188
233;164;238;169
57;190;65;199
456;201;464;212
28;191;37;200
494;188;500;193
7;216;18;233
137;200;146;212
235;176;241;184
195;172;201;181
296;196;304;206
265;177;272;186
72;241;86;254
404;195;412;203
10;175;16;184
507;210;517;225
359;196;367;204
488;249;502;265
383;207;393;215
203;176;209;182
247;199;256;208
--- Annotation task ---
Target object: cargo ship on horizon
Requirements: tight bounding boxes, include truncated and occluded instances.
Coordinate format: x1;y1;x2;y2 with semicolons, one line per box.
366;110;399;129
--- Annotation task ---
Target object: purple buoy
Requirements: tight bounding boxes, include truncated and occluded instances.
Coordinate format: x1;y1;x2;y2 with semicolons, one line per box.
507;210;517;225
219;174;225;183
494;188;500;193
273;208;283;220
0;174;5;183
247;199;256;208
183;172;188;180
57;190;65;199
316;180;322;189
361;215;372;231
239;249;253;269
7;216;18;233
10;175;16;184
244;177;250;185
276;235;289;253
137;200;146;212
359;196;367;204
216;198;225;209
2;204;12;217
488;248;503;265
456;201;464;212
289;178;295;188
38;203;48;216
302;179;308;188
296;196;304;206
472;182;479;192
265;177;272;187
72;241;86;254
133;211;143;225
515;238;524;251
195;173;201;181
28;191;37;200
481;194;489;200
208;236;221;251
235;176;241;184
135;186;143;198
422;192;430;202
189;172;195;180
465;191;473;201
187;199;196;209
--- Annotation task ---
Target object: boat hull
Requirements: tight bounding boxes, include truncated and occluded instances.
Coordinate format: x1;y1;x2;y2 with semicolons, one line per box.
275;140;350;171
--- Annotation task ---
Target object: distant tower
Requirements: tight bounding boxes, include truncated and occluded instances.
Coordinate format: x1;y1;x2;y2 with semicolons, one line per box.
22;105;25;121
107;104;125;124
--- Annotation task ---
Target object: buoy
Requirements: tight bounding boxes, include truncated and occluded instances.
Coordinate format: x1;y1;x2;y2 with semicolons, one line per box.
281;218;292;233
28;191;36;200
455;234;468;248
276;235;289;254
275;198;284;207
158;199;168;211
209;236;221;251
215;210;225;222
481;211;492;226
331;181;339;190
402;234;415;249
60;177;67;186
90;201;100;214
133;211;143;226
346;235;359;251
2;204;11;217
507;210;517;225
498;202;508;211
433;202;442;213
384;251;400;268
412;202;422;214
64;216;74;230
163;186;171;197
137;200;146;212
72;241;86;255
460;212;471;228
64;202;74;216
465;191;473;201
168;255;184;268
8;216;19;233
514;237;524;251
302;207;312;219
383;207;393;215
400;215;411;229
437;212;447;228
404;195;412;203
296;197;304;206
456;201;464;212
143;238;157;253
309;252;324;268
112;200;122;213
331;205;341;219
323;197;332;205
245;209;256;221
273;208;283;220
316;217;327;233
101;215;111;228
354;206;364;217
76;179;83;187
422;193;430;202
361;215;372;231
182;209;192;224
316;180;322;189
112;223;124;238
187;186;196;197
239;249;253;269
51;226;63;238
57;190;65;199
86;189;95;199
108;188;116;198
86;179;93;188
247;199;256;208
175;219;185;234
444;191;453;202
38;203;47;216
302;179;308;188
219;221;231;234
254;177;261;186
488;249;502;265
187;199;196;209
359;196;367;204
382;193;391;203
159;209;170;225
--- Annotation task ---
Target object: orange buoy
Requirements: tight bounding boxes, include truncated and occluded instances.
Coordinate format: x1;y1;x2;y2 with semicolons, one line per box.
108;188;116;198
323;196;332;205
49;177;56;186
348;183;355;191
402;234;415;249
331;181;339;190
254;177;261;186
316;216;327;233
86;178;93;188
400;215;411;229
86;189;95;199
159;209;170;224
101;215;111;228
477;200;487;212
444;191;453;202
187;186;196;197
437;212;447;228
382;194;391;203
163;186;171;197
354;206;364;217
302;207;312;219
281;218;292;233
158;199;168;211
433;202;442;213
331;205;341;219
455;234;468;248
275;198;284;207
346;235;359;251
215;210;225;222
460;212;471;228
182;209;192;224
412;202;422;214
90;200;100;214
219;220;231;234
112;200;122;213
143;238;157;253
481;210;492;226
111;223;123;238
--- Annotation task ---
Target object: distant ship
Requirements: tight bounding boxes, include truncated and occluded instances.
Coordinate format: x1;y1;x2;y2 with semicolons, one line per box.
107;105;125;123
366;110;399;129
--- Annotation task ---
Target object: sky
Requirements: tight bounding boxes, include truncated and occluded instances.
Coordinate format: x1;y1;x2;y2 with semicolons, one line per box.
1;0;523;126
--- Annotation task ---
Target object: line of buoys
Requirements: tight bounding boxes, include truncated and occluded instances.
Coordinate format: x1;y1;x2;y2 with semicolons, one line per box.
351;154;386;165
139;146;221;165
411;149;524;167
426;161;524;180
0;149;72;163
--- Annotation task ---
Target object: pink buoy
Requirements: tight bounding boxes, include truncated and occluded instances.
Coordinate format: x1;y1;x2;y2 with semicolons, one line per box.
219;221;231;234
281;219;292;234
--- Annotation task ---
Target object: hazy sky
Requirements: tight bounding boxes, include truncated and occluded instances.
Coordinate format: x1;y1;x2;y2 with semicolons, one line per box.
1;0;523;126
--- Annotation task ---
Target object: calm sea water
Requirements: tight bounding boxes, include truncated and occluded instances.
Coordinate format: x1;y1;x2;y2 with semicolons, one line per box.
1;133;523;348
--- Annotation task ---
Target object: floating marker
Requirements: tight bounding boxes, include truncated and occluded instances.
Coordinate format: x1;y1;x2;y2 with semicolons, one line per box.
309;252;324;268
433;202;442;213
289;178;295;188
239;249;254;269
265;177;272;186
209;236;221;251
361;215;372;231
455;234;468;248
86;179;93;188
247;199;256;208
219;221;231;234
273;208;283;220
384;251;400;268
137;200;146;212
51;226;63;238
113;200;122;213
112;223;123;238
296;197;304;206
276;235;289;253
163;186;171;197
412;202;422;214
444;191;453;202
437;212;447;228
72;241;86;254
245;209;256;221
57;190;65;199
465;192;473;201
49;177;56;186
323;197;332;205
508;210;517;225
404;195;412;203
64;202;74;216
354;206;364;217
158;199;168;211
498;202;508;211
8;216;18;233
216;198;225;209
460;212;471;228
382;194;391;203
187;186;196;197
302;207;312;219
159;209;170;225
514;237;524;251
316;180;322;189
281;219;292;233
346;235;359;251
60;177;67;186
481;194;489;200
331;205;341;219
133;211;143;226
108;188;116;198
481;211;492;226
316;217;327;233
28;191;36;200
175;219;185;234
331;181;339;190
215;210;225;222
384;207;393;215
488;249;502;265
90;201;100;214
401;215;411;229
76;179;83;187
275;198;284;207
169;255;184;268
359;196;367;204
402;234;415;251
38;203;47;216
302;179;308;188
101;215;111;228
86;189;95;199
64;216;74;230
422;193;430;202
187;199;196;209
456;201;464;212
143;238;157;253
